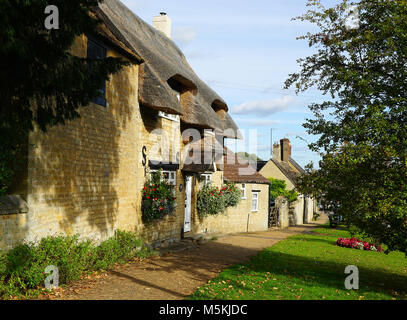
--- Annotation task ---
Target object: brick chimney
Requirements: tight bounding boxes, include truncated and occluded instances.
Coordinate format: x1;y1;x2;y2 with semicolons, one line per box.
280;138;291;162
153;12;172;39
273;143;281;161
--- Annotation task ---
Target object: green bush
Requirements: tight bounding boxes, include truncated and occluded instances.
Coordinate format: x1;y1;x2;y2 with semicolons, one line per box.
0;230;153;299
93;230;143;270
197;183;241;218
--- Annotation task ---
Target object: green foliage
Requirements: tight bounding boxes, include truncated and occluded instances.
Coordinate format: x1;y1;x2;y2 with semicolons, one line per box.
0;231;153;299
285;0;407;254
0;0;129;195
268;178;298;203
141;170;177;223
197;185;226;218
197;183;242;218
222;182;242;208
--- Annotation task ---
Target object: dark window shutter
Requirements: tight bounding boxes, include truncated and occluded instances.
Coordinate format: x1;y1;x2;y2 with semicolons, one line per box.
87;39;107;107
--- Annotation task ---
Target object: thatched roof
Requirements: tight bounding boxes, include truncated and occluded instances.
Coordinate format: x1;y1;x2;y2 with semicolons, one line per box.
224;149;271;185
93;0;237;132
215;109;242;139
181;137;218;173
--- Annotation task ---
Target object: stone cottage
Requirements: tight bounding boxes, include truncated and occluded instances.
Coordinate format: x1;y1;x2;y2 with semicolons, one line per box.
0;0;249;250
191;148;271;236
256;138;314;226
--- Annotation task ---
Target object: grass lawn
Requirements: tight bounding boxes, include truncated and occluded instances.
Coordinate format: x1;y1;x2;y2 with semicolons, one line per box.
189;224;407;300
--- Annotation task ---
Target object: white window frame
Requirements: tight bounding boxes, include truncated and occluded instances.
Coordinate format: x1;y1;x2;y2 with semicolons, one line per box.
251;192;259;212
200;173;213;187
204;129;216;136
158;91;181;122
158;111;180;122
150;170;177;186
241;184;247;199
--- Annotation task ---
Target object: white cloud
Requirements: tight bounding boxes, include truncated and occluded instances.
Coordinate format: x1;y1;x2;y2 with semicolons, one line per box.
231;96;297;116
173;26;197;47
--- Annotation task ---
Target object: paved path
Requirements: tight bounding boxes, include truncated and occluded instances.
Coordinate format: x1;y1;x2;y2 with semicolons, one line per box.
53;218;327;300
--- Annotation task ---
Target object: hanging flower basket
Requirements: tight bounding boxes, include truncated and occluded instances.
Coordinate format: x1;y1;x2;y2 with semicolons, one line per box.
142;170;176;223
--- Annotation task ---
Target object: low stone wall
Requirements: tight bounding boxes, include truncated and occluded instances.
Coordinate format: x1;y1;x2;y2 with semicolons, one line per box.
0;196;29;250
0;213;28;250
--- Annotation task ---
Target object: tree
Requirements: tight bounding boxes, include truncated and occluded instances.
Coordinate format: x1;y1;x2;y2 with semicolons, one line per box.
286;0;407;253
0;0;129;195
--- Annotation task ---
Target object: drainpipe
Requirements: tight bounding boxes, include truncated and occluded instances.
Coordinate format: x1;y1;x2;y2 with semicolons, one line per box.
247;213;250;233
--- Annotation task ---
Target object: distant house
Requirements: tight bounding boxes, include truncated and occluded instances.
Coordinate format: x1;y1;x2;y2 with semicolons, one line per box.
256;139;314;225
191;148;271;236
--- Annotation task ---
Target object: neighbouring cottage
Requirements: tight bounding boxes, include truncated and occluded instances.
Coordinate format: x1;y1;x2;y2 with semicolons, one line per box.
190;148;271;236
256;138;315;226
0;0;249;250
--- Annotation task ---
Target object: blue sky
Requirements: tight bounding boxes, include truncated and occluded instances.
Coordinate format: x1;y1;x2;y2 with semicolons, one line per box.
121;0;336;168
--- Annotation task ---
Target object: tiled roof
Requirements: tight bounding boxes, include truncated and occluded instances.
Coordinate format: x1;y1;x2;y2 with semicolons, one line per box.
224;149;271;184
270;158;301;186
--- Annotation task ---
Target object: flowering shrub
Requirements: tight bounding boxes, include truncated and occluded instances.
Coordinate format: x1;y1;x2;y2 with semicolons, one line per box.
336;238;383;253
142;170;176;223
222;182;242;208
197;185;226;218
197;183;241;218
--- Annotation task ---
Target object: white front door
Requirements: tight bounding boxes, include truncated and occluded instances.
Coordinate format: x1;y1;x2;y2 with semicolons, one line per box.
184;176;192;233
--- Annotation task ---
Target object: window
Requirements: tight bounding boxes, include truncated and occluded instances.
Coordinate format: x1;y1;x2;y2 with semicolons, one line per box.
87;38;107;107
163;171;177;186
200;173;212;187
241;184;247;199
151;170;177;206
151;170;177;186
158;91;180;121
158;111;180;122
251;192;259;212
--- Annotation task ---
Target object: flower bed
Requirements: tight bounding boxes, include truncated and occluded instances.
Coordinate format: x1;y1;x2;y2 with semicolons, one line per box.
336;237;383;253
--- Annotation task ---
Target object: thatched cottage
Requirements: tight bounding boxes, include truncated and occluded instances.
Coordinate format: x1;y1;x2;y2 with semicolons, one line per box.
256;139;315;226
0;0;271;250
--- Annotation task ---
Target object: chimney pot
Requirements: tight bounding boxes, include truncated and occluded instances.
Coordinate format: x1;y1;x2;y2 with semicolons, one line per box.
280;138;291;162
273;143;281;161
